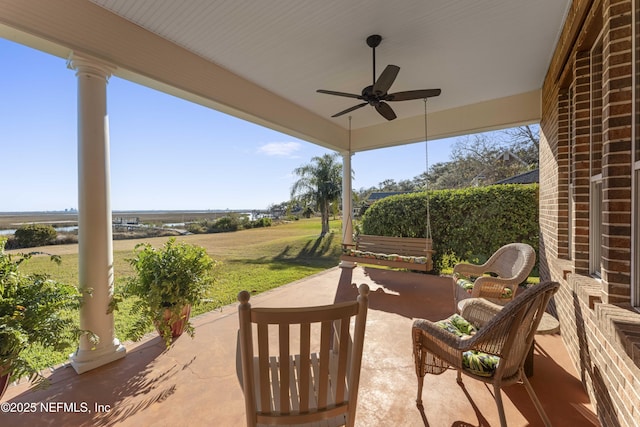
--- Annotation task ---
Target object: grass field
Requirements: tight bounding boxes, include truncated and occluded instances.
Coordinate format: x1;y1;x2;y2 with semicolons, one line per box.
12;217;344;371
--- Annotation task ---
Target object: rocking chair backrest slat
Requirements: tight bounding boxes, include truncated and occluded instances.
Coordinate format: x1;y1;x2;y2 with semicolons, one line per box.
318;320;332;408
299;323;311;413
278;323;290;413
257;323;270;413
335;318;351;403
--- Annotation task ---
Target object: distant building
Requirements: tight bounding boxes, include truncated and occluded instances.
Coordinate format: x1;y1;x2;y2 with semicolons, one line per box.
357;191;418;217
495;169;539;185
470;150;533;186
495;150;527;166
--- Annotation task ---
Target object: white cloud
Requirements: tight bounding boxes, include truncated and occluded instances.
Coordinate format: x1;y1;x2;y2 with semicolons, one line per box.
257;141;302;157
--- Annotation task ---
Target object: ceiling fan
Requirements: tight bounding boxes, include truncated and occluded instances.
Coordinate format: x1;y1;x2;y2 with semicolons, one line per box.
317;34;441;121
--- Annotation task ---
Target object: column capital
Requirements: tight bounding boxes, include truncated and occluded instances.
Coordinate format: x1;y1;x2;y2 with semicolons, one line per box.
67;52;116;80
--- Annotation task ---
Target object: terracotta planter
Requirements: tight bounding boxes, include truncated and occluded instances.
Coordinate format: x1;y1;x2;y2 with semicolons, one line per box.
0;372;10;401
155;304;191;339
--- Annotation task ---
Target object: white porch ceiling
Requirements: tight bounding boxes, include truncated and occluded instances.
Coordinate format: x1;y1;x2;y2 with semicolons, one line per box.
0;0;571;152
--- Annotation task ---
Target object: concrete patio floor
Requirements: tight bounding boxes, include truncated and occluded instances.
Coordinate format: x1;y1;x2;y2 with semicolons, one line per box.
2;266;598;426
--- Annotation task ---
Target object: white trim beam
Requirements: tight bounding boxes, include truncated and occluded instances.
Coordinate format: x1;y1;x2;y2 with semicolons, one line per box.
351;90;541;152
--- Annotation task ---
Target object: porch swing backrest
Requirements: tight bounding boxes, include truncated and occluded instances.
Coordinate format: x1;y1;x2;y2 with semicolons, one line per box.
341;234;433;272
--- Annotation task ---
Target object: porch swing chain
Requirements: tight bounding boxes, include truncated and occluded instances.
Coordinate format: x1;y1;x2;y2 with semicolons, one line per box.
342;115;353;244
424;98;433;243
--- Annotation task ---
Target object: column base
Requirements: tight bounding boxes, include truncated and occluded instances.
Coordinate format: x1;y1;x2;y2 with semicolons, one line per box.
69;338;127;374
339;260;357;269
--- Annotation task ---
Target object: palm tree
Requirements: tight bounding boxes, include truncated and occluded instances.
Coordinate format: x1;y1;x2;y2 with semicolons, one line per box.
291;153;342;236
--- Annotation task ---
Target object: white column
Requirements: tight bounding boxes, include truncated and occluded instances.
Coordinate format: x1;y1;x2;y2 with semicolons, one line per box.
67;53;126;374
340;150;356;268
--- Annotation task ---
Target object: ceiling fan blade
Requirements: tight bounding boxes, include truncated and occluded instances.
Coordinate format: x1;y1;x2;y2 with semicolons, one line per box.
372;65;400;95
331;102;368;117
317;89;362;99
386;89;442;101
375;102;397;121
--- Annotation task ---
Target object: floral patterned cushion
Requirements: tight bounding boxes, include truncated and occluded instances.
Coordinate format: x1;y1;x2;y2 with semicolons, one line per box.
434;314;477;337
434;313;500;377
455;278;513;299
456;278;475;293
342;248;428;265
462;350;500;377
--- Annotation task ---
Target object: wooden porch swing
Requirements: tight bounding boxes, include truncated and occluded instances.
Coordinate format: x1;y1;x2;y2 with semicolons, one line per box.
341;99;434;272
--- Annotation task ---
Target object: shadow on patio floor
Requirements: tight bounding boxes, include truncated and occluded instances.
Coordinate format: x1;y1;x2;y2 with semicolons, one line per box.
2;266;598;426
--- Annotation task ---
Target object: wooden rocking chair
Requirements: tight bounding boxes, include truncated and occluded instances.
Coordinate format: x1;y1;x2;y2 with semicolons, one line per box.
237;284;370;426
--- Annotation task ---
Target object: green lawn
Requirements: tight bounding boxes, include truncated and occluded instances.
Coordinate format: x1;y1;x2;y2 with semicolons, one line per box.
16;218;344;371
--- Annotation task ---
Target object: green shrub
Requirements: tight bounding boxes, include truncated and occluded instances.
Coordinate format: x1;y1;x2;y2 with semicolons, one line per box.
186;223;207;234
0;239;90;385
118;238;220;346
186;216;271;233
14;224;57;248
211;216;239;233
361;184;539;271
253;217;272;228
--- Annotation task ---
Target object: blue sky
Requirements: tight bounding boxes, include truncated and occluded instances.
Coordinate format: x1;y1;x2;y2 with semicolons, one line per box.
1;37;459;212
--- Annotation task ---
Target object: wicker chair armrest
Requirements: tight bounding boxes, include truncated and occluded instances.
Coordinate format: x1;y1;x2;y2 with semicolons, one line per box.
460;298;504;328
412;319;469;370
413;315;508;361
413;319;465;346
412;319;479;351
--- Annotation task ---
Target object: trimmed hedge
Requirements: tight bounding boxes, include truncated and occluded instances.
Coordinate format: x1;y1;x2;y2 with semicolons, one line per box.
361;184;539;271
14;224;57;248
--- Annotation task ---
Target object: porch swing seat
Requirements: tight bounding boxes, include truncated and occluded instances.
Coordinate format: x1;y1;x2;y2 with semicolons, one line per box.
341;234;434;272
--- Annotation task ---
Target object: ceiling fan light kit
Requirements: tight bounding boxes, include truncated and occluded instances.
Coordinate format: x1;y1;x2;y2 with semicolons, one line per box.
317;34;441;121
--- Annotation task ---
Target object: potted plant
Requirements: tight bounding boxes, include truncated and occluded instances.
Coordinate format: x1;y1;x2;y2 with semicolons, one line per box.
121;238;219;347
0;239;92;400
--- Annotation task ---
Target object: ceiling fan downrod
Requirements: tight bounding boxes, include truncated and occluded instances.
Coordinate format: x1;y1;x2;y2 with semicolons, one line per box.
366;34;382;86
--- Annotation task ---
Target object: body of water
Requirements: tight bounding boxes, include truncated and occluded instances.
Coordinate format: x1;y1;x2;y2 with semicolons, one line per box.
0;226;78;236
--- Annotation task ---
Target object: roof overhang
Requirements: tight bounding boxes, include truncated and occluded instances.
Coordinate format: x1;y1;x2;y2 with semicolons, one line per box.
0;0;569;153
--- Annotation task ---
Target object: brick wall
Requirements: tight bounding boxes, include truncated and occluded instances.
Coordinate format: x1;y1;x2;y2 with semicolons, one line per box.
539;80;560;279
601;0;633;303
573;49;593;275
540;1;640;425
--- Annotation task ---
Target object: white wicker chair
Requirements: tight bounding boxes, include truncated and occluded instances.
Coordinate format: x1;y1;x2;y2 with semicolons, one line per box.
412;280;559;427
453;243;536;306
